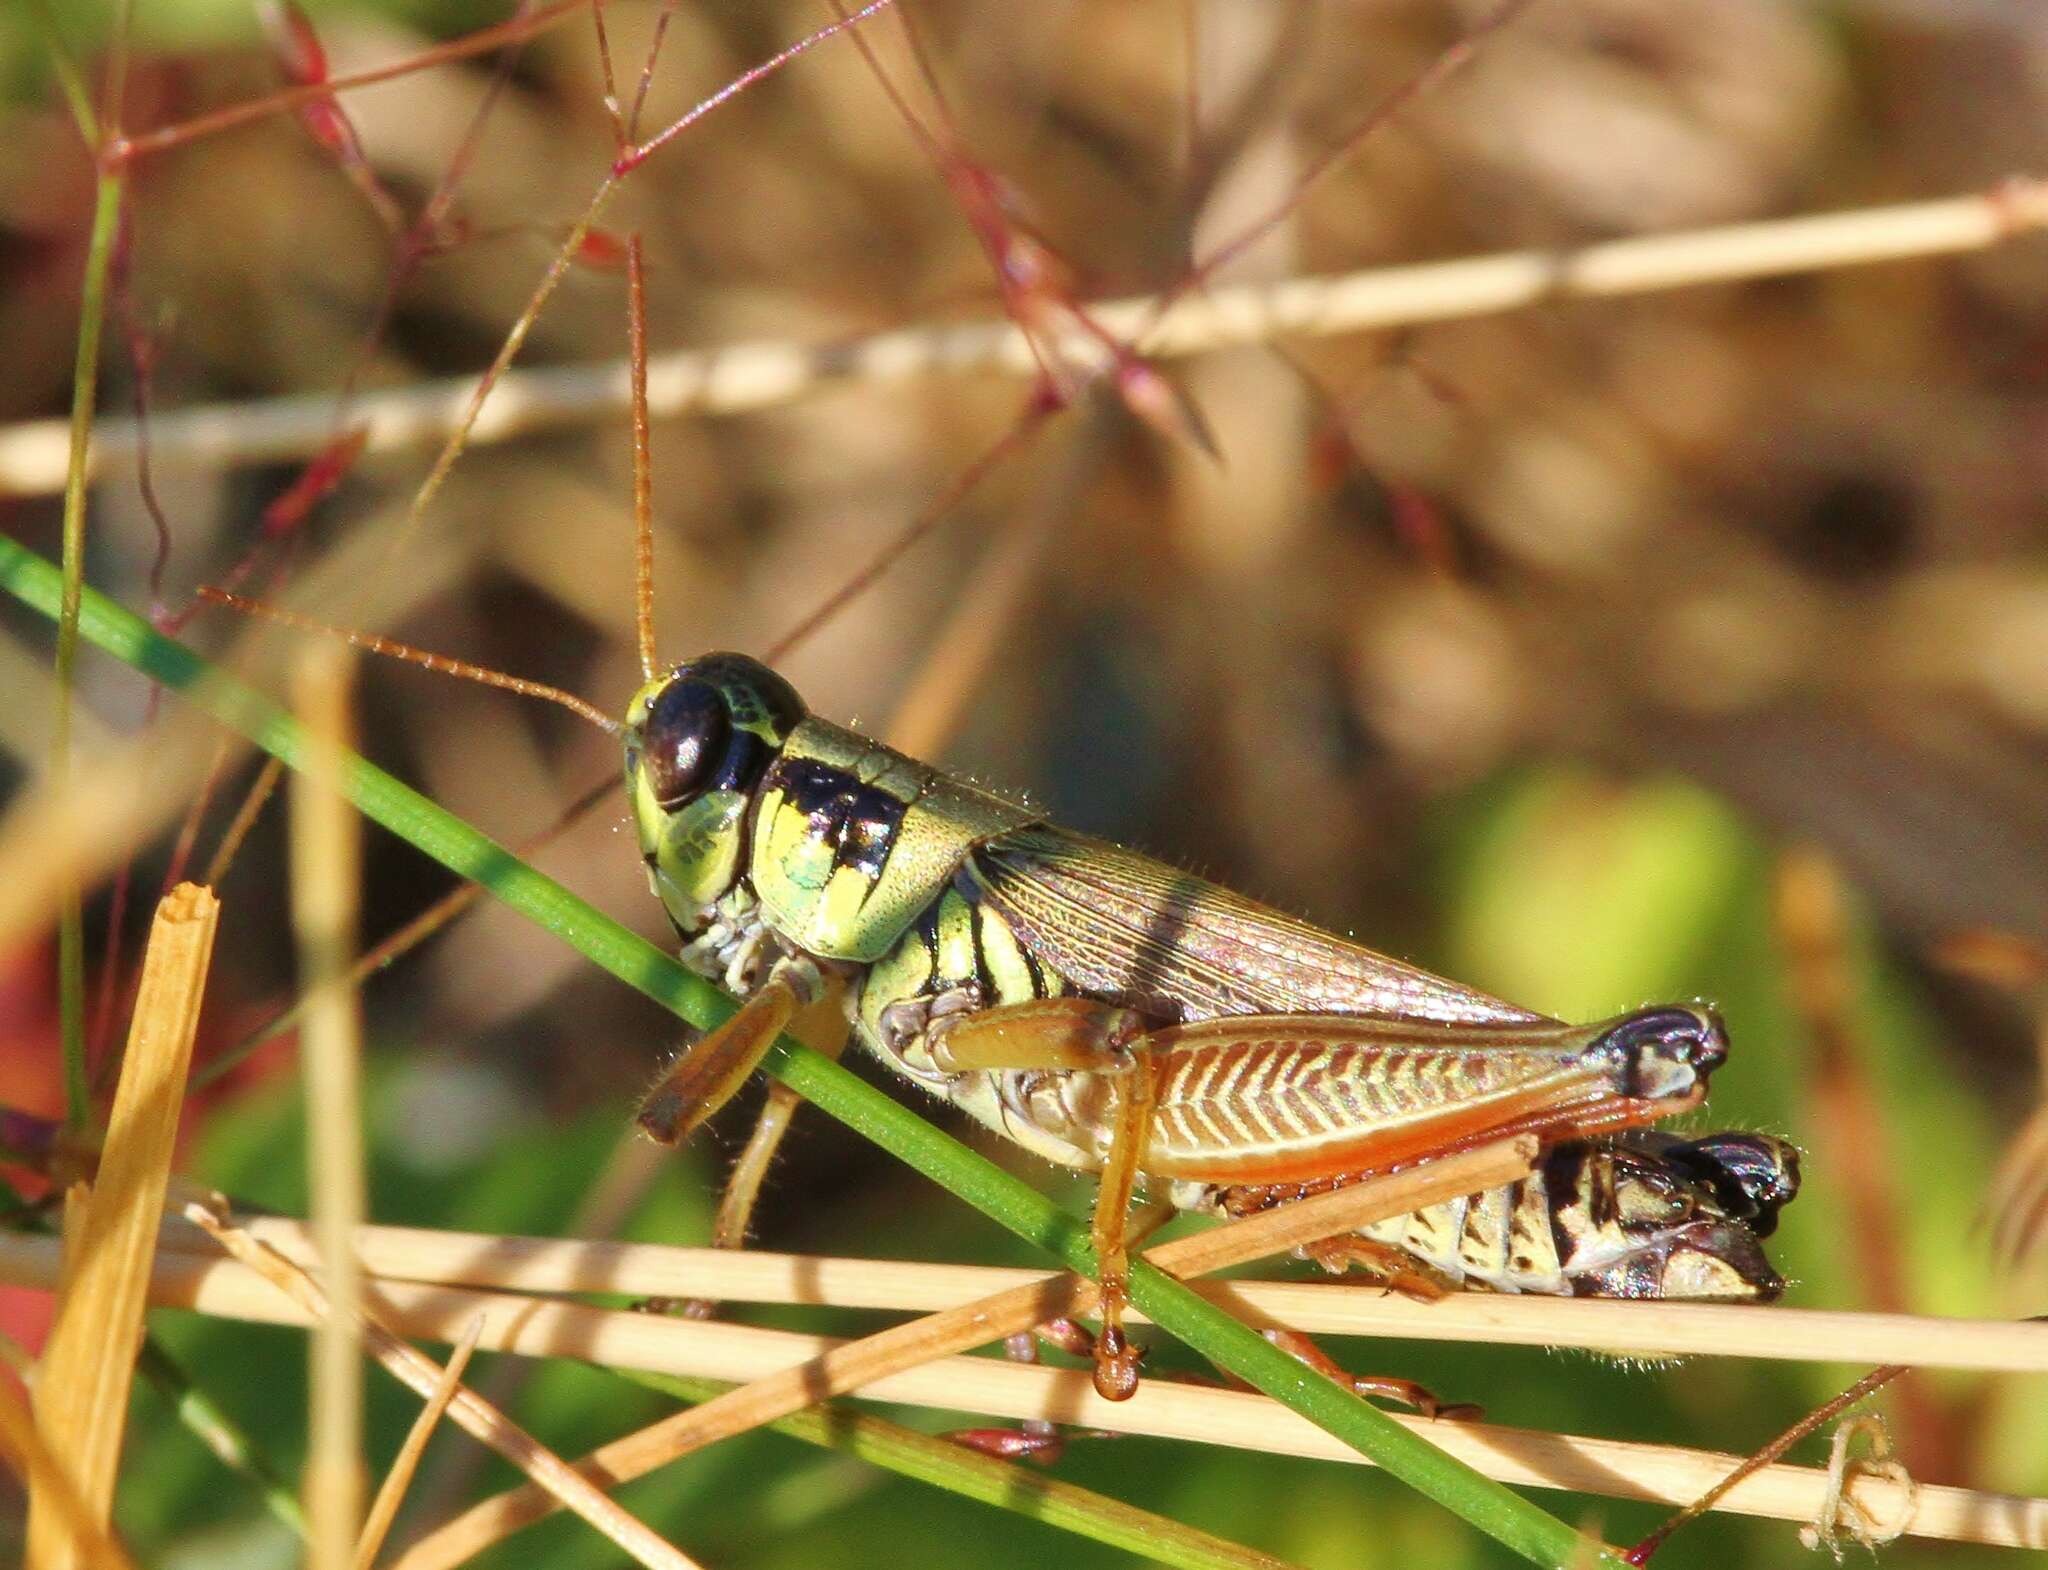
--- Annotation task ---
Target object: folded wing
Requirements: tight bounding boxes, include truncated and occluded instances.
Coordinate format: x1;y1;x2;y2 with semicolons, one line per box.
966;826;1551;1028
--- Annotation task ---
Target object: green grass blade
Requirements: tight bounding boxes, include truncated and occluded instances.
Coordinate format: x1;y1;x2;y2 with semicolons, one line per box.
24;0;101;146
53;166;126;1134
0;534;1619;1567
615;1368;1300;1570
48;0;131;1132
137;1337;308;1537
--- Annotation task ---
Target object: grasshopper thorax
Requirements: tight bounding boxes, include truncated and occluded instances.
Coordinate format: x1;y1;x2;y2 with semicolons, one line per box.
624;653;806;913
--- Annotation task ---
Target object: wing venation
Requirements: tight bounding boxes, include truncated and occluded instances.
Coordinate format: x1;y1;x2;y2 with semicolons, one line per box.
966;827;1551;1027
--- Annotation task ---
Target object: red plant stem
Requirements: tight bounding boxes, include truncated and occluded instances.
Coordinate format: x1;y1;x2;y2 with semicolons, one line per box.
616;0;899;174
1178;0;1542;305
764;395;1054;664
625;0;686;140
110;0;594;163
1625;1365;1908;1563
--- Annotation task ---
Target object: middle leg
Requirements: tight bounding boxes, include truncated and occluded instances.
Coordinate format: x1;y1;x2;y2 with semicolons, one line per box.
929;997;1159;1401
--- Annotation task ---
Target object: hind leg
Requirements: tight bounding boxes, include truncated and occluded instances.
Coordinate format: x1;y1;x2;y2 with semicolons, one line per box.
1298;1234;1454;1301
1261;1327;1481;1420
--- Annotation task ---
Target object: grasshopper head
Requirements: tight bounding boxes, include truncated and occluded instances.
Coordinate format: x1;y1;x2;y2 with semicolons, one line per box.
624;653;806;914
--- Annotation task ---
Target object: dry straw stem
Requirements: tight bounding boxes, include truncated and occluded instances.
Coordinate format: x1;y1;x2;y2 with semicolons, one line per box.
26;883;217;1570
400;1140;1538;1564
12;1227;2040;1556
146;1215;2048;1376
289;645;369;1570
3;178;2045;494
354;1314;485;1570
0;1373;140;1570
180;1206;704;1570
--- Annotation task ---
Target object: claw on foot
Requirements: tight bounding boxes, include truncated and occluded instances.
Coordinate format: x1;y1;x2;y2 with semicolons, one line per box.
1035;1316;1099;1360
1092;1323;1143;1401
946;1425;1067;1464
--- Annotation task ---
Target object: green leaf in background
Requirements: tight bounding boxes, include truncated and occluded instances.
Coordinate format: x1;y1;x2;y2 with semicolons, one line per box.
1443;767;1751;1020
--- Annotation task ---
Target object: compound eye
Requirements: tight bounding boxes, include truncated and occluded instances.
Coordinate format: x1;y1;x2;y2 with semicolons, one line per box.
643;678;731;809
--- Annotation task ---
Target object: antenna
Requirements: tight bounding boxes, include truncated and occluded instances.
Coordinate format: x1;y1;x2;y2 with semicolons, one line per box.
198;586;621;735
626;232;657;680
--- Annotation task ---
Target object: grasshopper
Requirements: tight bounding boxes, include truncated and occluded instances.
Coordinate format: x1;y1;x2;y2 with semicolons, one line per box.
622;651;1747;1397
185;579;1778;1396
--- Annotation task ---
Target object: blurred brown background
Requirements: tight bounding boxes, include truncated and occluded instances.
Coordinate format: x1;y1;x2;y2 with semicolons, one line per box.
3;1;2047;1565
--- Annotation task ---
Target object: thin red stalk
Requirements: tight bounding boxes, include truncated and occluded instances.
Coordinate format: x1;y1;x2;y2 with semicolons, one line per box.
589;0;628;148
111;0;595;163
836;0;1104;396
890;4;955;125
616;0;900;174
831;2;944;173
262;0;408;236
625;0;687;141
79;733;239;1097
165;735;237;893
1180;0;1542;301
193;772;616;1091
764;396;1053;664
828;2;1210;455
54;721;203;1103
158;423;343;631
105;213;175;617
204;757;287;889
1625;1365;1908;1564
88;723;235;1098
329;24;528;409
826;4;1076;400
86;215;173;1098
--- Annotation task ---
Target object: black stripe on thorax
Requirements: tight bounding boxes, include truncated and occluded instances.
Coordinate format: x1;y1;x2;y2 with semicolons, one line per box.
765;755;908;879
